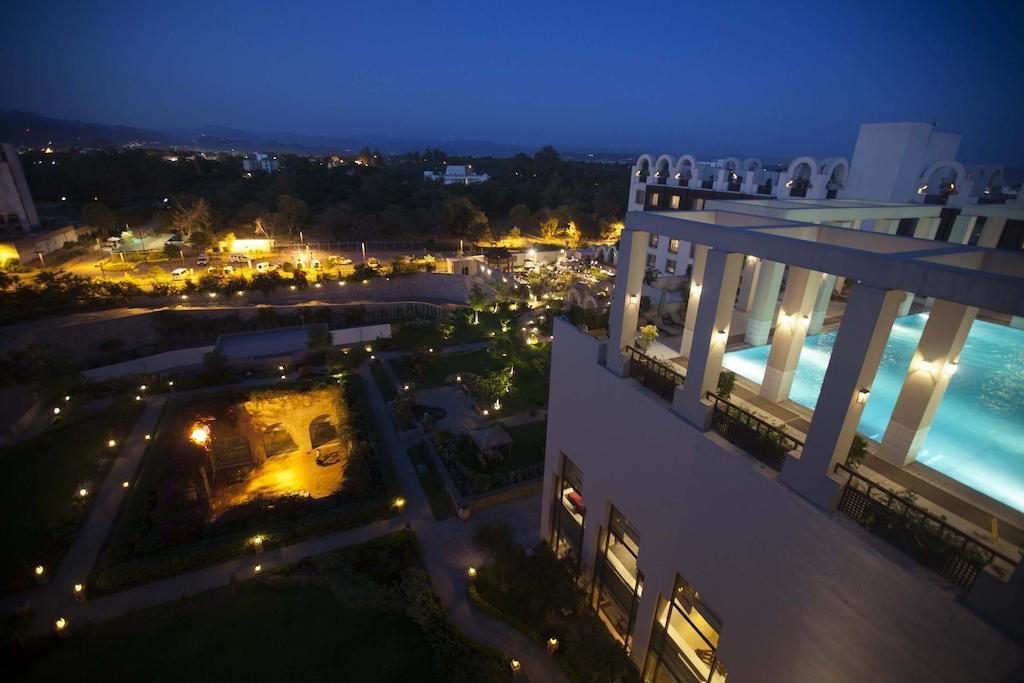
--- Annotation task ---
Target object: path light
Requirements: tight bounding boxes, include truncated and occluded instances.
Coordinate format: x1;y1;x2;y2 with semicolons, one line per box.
168;380;174;387
55;617;69;635
122;480;130;489
370;354;376;360
365;345;373;353
53;407;61;415
252;535;265;552
254;564;262;574
510;659;522;675
278;365;285;371
64;395;71;402
428;347;434;353
857;388;870;405
280;374;287;380
108;439;117;448
547;637;559;654
403;384;410;391
393;497;407;511
135;395;142;401
34;565;46;585
145;434;151;440
73;583;85;602
456;375;462;383
467;566;477;579
289;285;296;290
139;384;147;391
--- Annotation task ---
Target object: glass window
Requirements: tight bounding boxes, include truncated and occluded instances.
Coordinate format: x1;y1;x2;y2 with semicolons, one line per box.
650;192;660;206
551;455;586;571
649;234;660;248
636;190;646;205
642;576;727;683
668;239;680;254
646;253;657;268
665;259;676;275
670;195;681;209
593;506;644;650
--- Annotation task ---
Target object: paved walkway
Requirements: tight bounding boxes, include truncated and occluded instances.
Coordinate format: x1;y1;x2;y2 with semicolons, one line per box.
8;361;567;681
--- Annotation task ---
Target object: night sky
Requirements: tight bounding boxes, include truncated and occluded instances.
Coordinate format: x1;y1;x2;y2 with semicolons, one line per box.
2;0;1022;163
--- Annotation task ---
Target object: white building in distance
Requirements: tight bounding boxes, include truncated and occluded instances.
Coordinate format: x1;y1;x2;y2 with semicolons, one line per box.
423;164;489;185
241;153;280;174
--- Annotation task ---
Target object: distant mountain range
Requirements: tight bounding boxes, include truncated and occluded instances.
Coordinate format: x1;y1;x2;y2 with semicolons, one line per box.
0;111;631;160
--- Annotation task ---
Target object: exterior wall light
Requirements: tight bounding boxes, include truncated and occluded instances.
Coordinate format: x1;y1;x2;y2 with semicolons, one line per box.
916;359;935;374
857;388;870;404
943;361;959;377
801;315;811;327
716;329;729;345
779;314;793;328
628;294;639;306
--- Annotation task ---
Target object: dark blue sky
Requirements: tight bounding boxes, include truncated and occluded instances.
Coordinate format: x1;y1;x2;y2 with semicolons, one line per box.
2;0;1022;162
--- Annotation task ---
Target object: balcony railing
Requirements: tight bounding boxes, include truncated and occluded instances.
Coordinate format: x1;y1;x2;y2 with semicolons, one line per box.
706;392;802;471
833;463;1016;591
626;346;685;400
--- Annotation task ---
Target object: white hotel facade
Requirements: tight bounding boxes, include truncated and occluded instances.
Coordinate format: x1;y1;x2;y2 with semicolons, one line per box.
539;123;1024;682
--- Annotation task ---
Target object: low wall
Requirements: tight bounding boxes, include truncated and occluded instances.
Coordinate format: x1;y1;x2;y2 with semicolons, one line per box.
83;346;214;381
83;322;393;380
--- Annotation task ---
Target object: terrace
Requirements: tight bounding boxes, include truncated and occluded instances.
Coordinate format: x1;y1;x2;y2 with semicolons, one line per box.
579;197;1024;622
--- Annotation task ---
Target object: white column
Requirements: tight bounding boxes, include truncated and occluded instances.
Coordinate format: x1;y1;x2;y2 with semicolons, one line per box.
873;218;897;235
760;267;822;402
780;285;904;509
807;273;835;335
607;229;648;376
736;255;761;312
674;250;744;428
680;245;709;357
948;214;976;244
744;260;785;345
877;301;977;467
897;216;943;316
977;217;1008;248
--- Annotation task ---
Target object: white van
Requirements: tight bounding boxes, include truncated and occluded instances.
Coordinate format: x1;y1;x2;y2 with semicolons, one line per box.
255;261;272;273
171;267;194;281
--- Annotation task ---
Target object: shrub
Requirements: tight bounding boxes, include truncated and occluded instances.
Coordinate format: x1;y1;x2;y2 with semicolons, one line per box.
717;369;736;399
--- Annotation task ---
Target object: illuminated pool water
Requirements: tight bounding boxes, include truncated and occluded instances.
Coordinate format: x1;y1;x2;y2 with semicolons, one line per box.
722;313;1024;513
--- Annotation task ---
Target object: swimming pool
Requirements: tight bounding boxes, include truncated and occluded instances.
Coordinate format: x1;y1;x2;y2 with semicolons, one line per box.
722;313;1024;513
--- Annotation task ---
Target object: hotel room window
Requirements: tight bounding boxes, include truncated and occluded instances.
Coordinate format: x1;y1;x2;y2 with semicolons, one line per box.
665;259;677;275
551;454;585;573
668;239;680;254
649;234;659;248
592;506;644;650
650;192;660;207
670;195;681;209
646;253;657;269
642;575;727;683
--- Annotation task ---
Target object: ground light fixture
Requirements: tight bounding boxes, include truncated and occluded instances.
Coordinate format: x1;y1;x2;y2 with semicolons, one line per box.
253;564;262;574
393;497;407;511
467;567;477;579
64;395;70;402
510;659;522;675
53;407;61;415
55;618;69;635
145;434;151;440
122;480;130;488
547;637;559;654
108;439;117;448
78;487;88;497
252;535;265;552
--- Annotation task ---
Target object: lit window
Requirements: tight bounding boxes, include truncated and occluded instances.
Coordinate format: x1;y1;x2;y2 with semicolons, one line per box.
668;239;680;254
650;192;660;206
665;259;677;275
670;195;681;209
649;234;660;248
643;575;727;682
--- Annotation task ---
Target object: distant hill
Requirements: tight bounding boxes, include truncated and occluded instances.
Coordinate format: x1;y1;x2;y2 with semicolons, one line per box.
0;111;556;157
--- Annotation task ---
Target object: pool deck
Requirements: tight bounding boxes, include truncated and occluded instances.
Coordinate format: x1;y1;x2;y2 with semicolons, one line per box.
663;346;1024;554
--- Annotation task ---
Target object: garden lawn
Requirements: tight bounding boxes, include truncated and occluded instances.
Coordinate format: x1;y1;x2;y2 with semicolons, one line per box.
17;584;442;683
390;310;502;351
504;421;548;469
0;403;141;595
391;349;500;387
407;441;455;521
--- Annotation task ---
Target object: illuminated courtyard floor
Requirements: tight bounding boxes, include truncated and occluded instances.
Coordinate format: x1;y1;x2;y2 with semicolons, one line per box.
723;313;1024;513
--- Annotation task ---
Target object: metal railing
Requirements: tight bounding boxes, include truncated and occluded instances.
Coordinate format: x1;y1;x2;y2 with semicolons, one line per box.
705;392;802;471
834;463;1017;591
625;346;685;401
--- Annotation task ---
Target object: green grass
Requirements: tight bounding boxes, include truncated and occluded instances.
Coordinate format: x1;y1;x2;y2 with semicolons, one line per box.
391;349;500;387
16;583;441;683
389;311;502;352
407;442;455;520
0;402;142;594
369;359;398;402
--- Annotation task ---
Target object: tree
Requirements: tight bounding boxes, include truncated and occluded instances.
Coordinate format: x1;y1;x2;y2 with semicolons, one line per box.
466;284;488;324
507;226;522;242
307;326;333;353
172;198;213;238
189;230;214;251
273;195;310;235
508;204;533;232
539;214;559;242
440;196;487;237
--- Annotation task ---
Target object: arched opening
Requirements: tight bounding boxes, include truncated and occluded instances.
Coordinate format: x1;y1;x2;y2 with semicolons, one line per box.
918;161;965;204
822;159;849;198
654;155;674;185
674;155;698;184
309;415;338;449
787;157;817;197
263;423;298;457
635;154;655;182
721;157;742;190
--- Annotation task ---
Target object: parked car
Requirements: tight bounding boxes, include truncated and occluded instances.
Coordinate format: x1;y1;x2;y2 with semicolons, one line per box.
255;261;273;273
170;267;194;281
197;253;209;266
228;253;249;264
329;255;353;266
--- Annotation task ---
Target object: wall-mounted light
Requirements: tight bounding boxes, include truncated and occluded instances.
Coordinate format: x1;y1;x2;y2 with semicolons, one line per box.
801;314;811;327
691;283;702;293
943;360;959;377
628;294;639;306
779;314;793;328
917;184;928;195
857;388;870;404
674;172;681;179
716;329;729;345
747;255;758;265
916;359;935;374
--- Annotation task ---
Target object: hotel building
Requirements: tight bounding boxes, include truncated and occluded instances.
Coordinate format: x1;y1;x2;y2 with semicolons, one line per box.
540;123;1024;681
